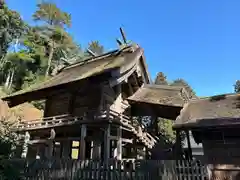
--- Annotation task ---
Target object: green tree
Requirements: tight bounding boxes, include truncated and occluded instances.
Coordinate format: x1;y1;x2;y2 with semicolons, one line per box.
171;78;196;99
234;80;240;93
32;1;71;77
0;51;35;91
32;26;79;75
33;2;71;27
0;0;26;59
87;41;104;56
0;117;21;179
155;72;168;85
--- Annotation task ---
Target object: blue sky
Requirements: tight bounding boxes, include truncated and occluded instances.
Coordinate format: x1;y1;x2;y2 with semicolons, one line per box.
6;0;240;97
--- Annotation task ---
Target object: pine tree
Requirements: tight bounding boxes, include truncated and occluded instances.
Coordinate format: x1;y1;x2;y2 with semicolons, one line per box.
155;72;168;85
234;80;240;93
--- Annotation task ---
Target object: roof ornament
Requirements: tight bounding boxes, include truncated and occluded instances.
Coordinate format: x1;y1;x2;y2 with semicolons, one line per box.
86;48;98;57
116;27;132;50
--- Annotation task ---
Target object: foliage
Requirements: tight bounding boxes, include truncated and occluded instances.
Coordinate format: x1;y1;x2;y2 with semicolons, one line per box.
157;119;176;144
171;78;196;99
234;80;240;93
0;1;86;97
33;2;71;27
33;1;73;76
0;51;36;91
0;1;26;59
87;41;105;56
155;72;168;85
0;117;22;179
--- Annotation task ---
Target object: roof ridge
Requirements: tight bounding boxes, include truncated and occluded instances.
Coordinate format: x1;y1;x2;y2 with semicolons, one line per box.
62;45;133;71
143;84;184;91
189;92;240;103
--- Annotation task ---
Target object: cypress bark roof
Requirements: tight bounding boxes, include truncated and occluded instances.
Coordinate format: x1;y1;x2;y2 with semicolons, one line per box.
3;45;149;107
127;84;190;107
127;84;190;119
173;93;240;129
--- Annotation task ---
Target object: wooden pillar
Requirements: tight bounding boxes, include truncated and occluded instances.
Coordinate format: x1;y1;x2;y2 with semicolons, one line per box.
91;140;102;160
62;140;71;158
145;147;150;159
175;130;183;159
79;124;86;160
21;131;30;158
143;147;146;159
35;137;40;159
36;146;40;159
185;130;192;160
133;138;138;159
116;125;122;160
104;124;110;161
47;141;54;158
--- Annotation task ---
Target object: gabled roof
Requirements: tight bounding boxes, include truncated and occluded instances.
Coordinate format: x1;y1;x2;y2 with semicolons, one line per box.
128;84;190;107
3;45;150;107
173;93;240;130
127;84;190;119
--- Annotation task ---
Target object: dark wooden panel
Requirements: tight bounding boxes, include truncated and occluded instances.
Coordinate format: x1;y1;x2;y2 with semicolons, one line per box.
203;139;240;164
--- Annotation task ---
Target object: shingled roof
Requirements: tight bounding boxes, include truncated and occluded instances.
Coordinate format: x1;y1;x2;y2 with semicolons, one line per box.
3;45;150;107
173;93;240;130
127;84;190;119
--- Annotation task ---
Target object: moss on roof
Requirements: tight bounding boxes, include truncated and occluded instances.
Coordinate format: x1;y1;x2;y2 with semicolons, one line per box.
174;93;240;129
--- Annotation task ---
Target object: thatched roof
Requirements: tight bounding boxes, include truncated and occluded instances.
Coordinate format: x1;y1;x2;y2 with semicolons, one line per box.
0;89;43;123
127;84;190;119
3;45;150;107
173;93;240;130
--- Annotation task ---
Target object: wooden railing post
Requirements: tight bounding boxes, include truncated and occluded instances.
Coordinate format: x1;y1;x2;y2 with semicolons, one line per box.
21;131;30;158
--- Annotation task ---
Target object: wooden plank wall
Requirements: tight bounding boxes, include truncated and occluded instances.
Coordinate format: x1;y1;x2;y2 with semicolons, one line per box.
44;85;102;118
73;87;101;117
45;92;71;117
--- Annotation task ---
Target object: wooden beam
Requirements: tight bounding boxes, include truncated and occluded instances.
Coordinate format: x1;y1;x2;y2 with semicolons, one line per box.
86;48;97;57
120;27;127;44
116;125;122;160
109;136;132;143
127;79;134;95
116;38;123;46
186;130;193;160
109;64;138;87
28;137;80;144
104;124;110;161
132;72;140;88
79;124;87;160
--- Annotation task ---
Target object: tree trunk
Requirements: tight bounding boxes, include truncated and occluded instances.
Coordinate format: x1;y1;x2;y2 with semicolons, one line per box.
45;41;54;77
9;70;14;89
4;71;11;89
